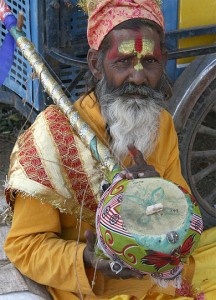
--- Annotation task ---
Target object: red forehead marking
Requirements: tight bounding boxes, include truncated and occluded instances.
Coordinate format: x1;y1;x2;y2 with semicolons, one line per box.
135;35;143;53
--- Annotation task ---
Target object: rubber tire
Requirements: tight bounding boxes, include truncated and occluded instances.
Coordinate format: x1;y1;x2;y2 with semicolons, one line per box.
179;79;216;229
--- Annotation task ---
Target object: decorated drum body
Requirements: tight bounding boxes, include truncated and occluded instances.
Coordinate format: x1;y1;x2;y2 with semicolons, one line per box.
96;175;203;279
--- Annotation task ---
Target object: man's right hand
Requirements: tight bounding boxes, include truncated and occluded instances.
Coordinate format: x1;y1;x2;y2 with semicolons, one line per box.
83;230;143;280
119;144;160;179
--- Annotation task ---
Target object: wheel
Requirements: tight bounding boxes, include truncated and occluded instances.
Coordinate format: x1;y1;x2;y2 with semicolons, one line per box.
179;79;216;229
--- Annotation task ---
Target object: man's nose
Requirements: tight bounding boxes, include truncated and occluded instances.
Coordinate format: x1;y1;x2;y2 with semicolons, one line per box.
128;66;149;86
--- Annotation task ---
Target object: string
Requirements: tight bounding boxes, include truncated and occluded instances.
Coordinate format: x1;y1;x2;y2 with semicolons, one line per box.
91;257;100;289
74;182;89;300
1;13;168;298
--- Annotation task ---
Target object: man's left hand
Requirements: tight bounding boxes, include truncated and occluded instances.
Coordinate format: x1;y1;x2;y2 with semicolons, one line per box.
83;230;143;280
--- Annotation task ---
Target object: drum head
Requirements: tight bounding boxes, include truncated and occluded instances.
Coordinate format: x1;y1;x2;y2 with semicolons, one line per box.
121;178;191;253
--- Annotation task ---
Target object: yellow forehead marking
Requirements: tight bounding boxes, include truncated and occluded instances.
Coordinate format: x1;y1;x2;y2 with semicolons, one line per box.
118;39;154;70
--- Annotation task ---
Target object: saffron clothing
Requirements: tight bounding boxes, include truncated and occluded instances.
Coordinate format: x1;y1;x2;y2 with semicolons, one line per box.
5;92;189;222
5;93;215;299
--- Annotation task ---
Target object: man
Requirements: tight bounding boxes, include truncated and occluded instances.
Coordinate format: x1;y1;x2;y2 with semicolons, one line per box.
4;0;216;299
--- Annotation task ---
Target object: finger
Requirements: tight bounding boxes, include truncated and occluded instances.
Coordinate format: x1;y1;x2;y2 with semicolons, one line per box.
97;259;143;280
119;170;137;179
119;170;127;178
138;172;145;178
84;230;97;252
119;269;143;280
97;258;111;271
125;172;134;180
127;144;146;166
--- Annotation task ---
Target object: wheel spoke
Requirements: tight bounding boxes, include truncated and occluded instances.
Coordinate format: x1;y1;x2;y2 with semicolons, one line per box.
204;187;216;205
198;125;216;137
191;150;216;159
192;163;216;183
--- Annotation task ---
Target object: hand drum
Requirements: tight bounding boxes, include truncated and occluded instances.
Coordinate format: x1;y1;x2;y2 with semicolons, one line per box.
96;175;203;283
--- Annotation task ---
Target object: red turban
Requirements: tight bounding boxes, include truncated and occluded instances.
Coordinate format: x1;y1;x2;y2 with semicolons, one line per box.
86;0;164;50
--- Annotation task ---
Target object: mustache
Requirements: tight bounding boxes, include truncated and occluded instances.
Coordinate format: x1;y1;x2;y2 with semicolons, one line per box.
106;82;164;101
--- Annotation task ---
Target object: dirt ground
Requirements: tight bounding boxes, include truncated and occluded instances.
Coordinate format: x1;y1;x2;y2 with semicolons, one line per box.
0;133;16;193
0;103;30;210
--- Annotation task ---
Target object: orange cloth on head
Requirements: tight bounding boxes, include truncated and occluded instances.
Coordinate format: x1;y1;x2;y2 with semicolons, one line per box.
86;0;164;49
4;92;207;300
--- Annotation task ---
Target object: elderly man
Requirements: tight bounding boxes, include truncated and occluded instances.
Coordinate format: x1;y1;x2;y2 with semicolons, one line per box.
4;0;216;299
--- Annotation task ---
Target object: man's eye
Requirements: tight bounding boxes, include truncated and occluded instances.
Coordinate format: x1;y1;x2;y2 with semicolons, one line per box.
118;58;129;63
145;58;157;64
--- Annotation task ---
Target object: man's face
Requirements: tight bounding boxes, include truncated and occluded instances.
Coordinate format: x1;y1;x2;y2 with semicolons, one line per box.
102;26;164;91
92;25;166;162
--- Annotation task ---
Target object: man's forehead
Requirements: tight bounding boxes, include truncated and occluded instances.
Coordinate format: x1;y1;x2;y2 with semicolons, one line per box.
108;27;160;49
118;38;154;55
106;26;162;61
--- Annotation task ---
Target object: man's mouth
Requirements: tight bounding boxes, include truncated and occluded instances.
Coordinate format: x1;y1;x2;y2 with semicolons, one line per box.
129;94;148;99
120;94;149;101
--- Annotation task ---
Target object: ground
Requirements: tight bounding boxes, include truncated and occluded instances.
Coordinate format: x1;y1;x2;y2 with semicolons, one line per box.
0;103;30;211
0;132;16;197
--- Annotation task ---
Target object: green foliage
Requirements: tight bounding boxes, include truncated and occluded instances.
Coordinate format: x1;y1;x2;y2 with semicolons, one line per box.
0;105;23;134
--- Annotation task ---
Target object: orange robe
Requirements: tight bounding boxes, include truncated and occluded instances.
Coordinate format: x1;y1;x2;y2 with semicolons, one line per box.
5;93;216;299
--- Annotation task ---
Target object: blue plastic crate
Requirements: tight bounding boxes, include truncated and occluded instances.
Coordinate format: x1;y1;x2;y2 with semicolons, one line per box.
1;1;45;111
59;0;88;102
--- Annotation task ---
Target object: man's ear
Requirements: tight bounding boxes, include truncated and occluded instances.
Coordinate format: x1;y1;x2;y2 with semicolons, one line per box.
87;49;102;80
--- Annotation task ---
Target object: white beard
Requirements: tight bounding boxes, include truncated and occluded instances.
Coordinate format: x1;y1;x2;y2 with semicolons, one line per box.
101;97;162;162
95;75;164;163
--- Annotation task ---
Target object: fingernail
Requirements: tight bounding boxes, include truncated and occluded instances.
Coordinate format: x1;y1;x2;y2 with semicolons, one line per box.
127;173;133;179
120;171;126;175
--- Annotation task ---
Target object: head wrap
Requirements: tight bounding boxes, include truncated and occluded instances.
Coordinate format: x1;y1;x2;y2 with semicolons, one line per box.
79;0;164;50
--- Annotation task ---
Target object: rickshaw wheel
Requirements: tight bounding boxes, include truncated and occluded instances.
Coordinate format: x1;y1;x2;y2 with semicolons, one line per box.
179;79;216;228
